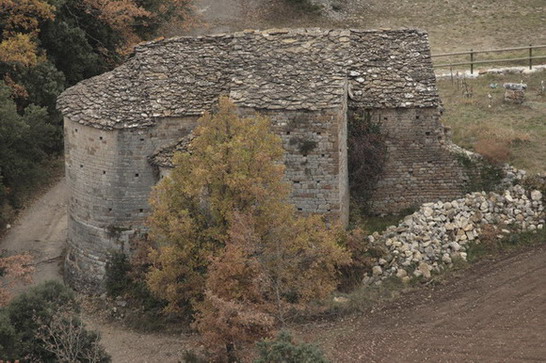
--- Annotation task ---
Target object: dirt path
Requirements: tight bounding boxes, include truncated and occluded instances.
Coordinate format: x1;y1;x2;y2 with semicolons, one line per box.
83;317;196;363
1;178;67;288
0;178;194;362
298;243;546;362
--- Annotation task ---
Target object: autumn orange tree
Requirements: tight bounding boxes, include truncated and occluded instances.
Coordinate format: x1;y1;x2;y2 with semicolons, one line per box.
0;0;194;229
146;97;350;358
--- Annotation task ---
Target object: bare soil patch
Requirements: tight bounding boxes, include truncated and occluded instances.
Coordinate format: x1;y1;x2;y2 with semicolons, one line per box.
296;242;546;362
1;177;67;289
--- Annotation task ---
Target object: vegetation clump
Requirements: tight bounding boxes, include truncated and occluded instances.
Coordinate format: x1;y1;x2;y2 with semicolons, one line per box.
0;0;194;230
456;153;504;193
347;110;387;212
0;281;110;362
283;0;322;13
143;98;350;359
255;331;328;363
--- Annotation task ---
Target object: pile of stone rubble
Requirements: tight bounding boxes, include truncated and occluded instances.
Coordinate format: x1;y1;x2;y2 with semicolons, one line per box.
363;179;544;285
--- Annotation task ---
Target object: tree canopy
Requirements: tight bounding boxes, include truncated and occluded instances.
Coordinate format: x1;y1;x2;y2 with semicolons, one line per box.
0;0;194;229
145;98;350;359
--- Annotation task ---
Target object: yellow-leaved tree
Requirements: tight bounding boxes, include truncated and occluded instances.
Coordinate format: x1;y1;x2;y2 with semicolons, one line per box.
145;97;350;359
0;0;55;67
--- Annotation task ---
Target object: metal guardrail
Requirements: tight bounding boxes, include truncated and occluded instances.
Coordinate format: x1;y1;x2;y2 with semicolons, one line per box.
432;45;546;74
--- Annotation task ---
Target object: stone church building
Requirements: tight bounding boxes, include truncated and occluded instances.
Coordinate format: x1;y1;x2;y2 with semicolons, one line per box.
58;28;471;291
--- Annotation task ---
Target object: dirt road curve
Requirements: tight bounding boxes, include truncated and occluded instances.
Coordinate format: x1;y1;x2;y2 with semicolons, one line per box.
1;178;67;287
0;178;194;362
300;244;546;362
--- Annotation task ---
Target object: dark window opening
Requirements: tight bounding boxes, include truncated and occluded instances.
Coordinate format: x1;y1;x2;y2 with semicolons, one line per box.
103;171;106;174
286;131;291;135
317;132;322;135
108;208;112;212
293;180;300;184
297;207;303;211
425;131;431;136
140;138;145;141
135;173;139;177
80;164;83;168
75;129;78;132
99;136;103;140
416;115;420;120
139;209;144;213
321;154;326;157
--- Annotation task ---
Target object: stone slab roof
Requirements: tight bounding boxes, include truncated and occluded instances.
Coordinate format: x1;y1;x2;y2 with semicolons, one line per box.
149;133;193;167
57;28;439;130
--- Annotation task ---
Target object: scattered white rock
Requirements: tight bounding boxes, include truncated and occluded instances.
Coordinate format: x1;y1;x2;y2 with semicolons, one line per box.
333;296;350;304
361;179;544;285
531;190;542;201
372;265;383;276
418;262;432;279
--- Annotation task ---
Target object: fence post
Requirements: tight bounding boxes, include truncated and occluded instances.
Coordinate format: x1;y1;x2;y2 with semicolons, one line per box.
529;44;533;70
470;49;474;74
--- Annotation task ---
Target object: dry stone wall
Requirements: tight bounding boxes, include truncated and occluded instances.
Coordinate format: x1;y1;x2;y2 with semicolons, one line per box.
363;174;545;285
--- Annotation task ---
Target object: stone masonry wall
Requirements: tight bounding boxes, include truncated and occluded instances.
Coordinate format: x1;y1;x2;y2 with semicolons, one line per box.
241;103;349;224
64;116;197;292
362;107;468;214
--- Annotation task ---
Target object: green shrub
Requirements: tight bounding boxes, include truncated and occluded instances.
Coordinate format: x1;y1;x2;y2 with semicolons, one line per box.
456;153;504;193
348;110;388;212
283;0;322;13
0;281;110;362
105;251;166;311
105;251;133;297
521;175;546;198
0;311;18;358
255;331;328;363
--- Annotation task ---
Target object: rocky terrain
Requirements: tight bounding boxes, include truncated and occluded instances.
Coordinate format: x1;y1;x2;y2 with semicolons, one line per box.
365;167;544;285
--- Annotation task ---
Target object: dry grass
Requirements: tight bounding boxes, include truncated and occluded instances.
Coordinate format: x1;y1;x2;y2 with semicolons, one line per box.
321;0;546;54
438;70;546;173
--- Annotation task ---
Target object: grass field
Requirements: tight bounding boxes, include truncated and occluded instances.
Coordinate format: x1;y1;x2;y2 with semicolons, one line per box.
267;0;546;54
437;70;546;173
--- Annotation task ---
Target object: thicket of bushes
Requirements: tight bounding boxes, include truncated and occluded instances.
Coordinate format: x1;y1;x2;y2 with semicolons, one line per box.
0;281;110;362
283;0;322;13
0;0;192;230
